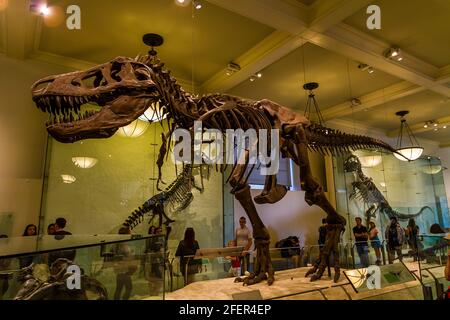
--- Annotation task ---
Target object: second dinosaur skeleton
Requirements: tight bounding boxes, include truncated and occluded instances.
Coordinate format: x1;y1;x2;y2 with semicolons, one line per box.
344;154;432;226
31;53;409;285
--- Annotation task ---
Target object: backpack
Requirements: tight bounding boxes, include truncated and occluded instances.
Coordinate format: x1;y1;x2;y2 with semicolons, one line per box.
388;225;401;247
276;236;300;258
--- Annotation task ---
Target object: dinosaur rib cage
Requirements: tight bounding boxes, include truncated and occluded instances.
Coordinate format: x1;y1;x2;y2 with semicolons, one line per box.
123;165;194;230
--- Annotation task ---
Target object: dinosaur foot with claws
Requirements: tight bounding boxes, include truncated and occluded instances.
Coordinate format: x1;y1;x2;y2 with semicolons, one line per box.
234;240;274;286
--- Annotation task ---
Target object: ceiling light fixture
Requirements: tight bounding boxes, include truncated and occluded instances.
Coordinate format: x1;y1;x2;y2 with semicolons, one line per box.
358;63;374;74
358;155;382;168
303;82;325;125
249;72;262;82
393;110;423;161
116;119;149;138
384;47;403;62
61;174;76;184
140;33;167;122
139;101;167;122
72;157;98;169
226;62;241;76
193;0;202;9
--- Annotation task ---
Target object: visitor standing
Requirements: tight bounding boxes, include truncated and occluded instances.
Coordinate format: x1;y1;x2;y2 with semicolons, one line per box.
352;217;369;267
113;226;136;300
368;221;382;265
19;224;38;268
175;227;201;285
406;218;420;260
235;216;253;274
385;216;405;264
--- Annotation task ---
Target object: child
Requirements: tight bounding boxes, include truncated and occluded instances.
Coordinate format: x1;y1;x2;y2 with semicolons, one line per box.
226;240;241;277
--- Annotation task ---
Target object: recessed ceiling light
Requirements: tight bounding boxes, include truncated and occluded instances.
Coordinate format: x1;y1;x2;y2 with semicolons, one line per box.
423;124;428;128
434;123;438;127
368;67;374;74
444;125;447;129
257;72;262;78
249;76;256;82
434;128;438;132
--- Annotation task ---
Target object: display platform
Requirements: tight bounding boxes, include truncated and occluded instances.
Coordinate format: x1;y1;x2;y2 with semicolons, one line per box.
160;266;425;300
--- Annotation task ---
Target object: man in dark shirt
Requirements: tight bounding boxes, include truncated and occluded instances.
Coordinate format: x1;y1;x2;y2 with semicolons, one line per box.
352;217;369;267
49;217;75;265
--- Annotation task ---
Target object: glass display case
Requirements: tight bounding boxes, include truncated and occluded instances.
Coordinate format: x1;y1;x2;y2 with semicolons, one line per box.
333;151;449;244
0;234;166;300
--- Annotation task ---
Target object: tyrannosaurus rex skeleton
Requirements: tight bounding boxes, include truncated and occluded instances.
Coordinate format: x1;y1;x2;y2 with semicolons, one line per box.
31;54;406;285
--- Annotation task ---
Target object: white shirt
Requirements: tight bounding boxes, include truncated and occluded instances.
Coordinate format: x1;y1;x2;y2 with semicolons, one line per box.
236;226;251;248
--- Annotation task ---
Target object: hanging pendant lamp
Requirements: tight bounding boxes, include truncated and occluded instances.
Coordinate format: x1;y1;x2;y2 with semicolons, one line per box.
303;82;325;125
393;111;423;161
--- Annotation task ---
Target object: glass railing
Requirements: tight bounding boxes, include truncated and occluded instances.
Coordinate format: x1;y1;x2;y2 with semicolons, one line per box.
0;234;166;300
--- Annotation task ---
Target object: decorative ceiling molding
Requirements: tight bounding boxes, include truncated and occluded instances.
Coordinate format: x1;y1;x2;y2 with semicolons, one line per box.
202;0;370;93
200;30;298;93
322;81;424;120
437;64;450;84
205;0;309;34
387;115;450;138
303;24;450;98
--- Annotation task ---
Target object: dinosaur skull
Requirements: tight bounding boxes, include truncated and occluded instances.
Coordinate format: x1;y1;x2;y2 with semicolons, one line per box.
343;154;361;173
31;56;159;143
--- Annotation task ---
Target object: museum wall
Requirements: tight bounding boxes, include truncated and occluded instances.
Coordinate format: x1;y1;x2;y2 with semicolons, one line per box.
0;56;69;236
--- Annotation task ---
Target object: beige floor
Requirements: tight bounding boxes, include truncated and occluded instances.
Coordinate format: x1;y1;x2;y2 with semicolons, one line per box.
157;265;434;300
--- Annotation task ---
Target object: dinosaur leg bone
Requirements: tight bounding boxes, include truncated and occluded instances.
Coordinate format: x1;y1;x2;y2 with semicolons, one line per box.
254;174;288;204
229;157;274;286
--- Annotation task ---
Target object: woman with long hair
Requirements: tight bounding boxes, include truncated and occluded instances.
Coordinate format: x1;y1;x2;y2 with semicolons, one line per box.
368;221;382;266
407;218;420;261
175;227;200;285
22;224;37;237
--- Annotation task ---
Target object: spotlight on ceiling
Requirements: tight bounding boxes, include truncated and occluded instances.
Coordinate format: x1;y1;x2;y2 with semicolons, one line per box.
193;0;202;9
226;62;241;76
384;47;403;62
358;63;374;74
351;98;362;107
424;120;435;128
